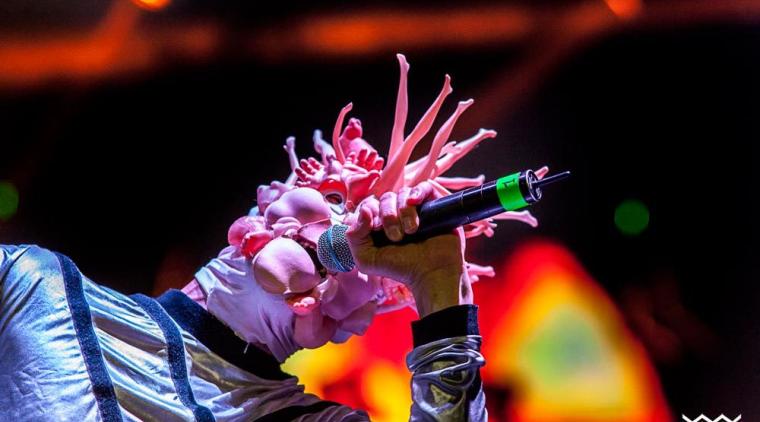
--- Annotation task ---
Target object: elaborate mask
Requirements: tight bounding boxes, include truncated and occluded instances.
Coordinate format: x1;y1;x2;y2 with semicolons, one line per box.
227;54;541;349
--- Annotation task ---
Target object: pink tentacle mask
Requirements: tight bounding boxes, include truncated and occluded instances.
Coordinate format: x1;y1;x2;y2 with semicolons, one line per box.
209;54;554;355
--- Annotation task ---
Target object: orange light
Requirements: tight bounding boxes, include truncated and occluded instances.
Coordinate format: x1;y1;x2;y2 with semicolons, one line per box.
604;0;643;19
0;0;220;89
132;0;171;12
254;6;533;60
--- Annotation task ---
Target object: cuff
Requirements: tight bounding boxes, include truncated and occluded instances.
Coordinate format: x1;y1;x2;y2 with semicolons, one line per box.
411;304;479;348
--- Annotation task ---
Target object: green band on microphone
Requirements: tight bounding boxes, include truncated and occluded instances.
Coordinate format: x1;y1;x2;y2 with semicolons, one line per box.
496;172;529;211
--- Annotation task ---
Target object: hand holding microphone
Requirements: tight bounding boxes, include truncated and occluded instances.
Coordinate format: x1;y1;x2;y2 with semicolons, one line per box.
318;168;571;272
318;167;570;317
339;180;470;318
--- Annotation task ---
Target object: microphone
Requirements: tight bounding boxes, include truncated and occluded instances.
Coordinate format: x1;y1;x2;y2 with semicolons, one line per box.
317;168;570;273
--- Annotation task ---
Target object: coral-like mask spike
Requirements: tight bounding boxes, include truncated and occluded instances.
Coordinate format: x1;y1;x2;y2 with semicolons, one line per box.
332;103;353;163
389;53;410;160
373;74;453;196
410;99;474;186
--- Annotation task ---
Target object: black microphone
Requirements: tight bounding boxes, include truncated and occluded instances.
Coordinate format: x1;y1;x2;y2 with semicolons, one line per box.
317;168;570;272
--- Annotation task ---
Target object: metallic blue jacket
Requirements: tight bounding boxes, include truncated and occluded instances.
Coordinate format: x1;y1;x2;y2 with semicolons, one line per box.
0;245;486;421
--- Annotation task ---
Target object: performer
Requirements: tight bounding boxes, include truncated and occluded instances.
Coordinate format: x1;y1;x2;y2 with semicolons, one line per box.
0;55;544;421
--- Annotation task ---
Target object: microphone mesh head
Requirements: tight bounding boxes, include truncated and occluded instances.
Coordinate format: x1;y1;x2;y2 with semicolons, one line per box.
317;224;355;273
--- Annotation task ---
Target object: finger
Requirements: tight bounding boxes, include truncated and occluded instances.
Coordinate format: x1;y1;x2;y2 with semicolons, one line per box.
300;158;314;173
357;149;368;165
407;181;435;206
379;191;402;241
345;203;373;245
374;156;384;171
365;150;378;168
295;167;308;180
346;151;357;162
397;187;418;234
362;196;382;229
308;157;322;169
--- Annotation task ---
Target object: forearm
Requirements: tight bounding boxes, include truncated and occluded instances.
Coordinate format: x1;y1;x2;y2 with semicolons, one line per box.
410;264;471;319
297;276;487;422
407;305;487;422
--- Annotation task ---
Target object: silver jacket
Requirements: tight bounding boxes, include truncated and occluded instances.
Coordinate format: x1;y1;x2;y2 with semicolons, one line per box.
0;245;486;421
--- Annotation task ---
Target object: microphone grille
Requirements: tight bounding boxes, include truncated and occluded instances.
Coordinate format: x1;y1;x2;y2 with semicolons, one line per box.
317;224;355;273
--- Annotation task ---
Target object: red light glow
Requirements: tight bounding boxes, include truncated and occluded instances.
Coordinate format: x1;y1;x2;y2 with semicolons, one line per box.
283;240;671;422
131;0;171;12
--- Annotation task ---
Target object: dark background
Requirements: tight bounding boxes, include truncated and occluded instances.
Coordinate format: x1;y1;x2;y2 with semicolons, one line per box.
1;0;758;417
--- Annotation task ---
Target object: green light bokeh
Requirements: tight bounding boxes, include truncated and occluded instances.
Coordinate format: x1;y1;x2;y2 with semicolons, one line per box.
614;199;649;236
0;181;20;221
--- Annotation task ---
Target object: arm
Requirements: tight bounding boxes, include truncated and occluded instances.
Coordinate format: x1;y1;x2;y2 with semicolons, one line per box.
180;178;488;421
345;182;488;421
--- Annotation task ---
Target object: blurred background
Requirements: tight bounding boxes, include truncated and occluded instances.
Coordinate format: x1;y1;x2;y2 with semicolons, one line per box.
0;0;758;420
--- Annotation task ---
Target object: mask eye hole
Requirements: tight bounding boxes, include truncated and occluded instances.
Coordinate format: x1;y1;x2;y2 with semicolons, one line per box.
324;193;344;205
318;179;348;215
